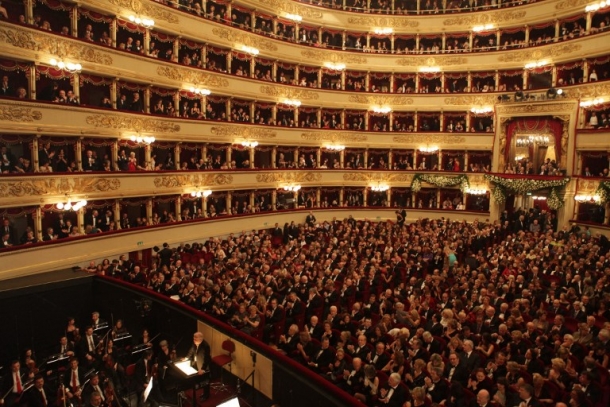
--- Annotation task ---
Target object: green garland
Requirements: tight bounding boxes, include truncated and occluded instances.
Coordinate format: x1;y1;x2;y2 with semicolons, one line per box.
594;181;610;205
484;174;570;210
411;174;470;193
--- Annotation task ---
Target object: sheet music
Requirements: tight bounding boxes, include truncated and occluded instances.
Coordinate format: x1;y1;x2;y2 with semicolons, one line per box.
174;361;198;376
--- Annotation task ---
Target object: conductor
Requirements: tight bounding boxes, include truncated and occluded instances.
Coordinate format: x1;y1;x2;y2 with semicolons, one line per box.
184;332;210;401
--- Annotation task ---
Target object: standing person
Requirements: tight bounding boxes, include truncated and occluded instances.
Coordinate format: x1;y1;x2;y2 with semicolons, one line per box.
184;332;210;401
395;208;406;227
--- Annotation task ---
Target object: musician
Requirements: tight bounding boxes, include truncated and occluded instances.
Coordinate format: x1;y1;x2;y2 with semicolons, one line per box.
184;332;210;401
79;327;100;368
63;358;85;404
134;350;153;396
58;337;75;357
26;375;54;407
0;360;31;406
91;312;106;331
155;341;175;392
82;374;106;406
111;320;128;339
85;391;103;407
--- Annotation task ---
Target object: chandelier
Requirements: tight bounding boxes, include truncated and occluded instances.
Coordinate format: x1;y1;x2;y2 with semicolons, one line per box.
282;185;301;192
419;146;439;153
50;58;82;73
585;1;609;12
56;199;87;211
419;66;441;73
370;183;389;192
470;106;493;114
466;188;487;195
284;13;302;22
516;135;549;146
240;45;259;56
129;15;154;28
190;190;212;198
241;141;259;148
373;27;393;35
282;98;301;107
130;135;155;144
580;98;604;108
575;194;601;203
188;87;211;96
371;106;392;114
472;24;495;32
524;60;549;70
325;145;345;151
324;62;346;71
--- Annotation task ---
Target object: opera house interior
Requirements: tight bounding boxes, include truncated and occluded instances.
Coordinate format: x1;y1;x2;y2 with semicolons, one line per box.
1;0;610;406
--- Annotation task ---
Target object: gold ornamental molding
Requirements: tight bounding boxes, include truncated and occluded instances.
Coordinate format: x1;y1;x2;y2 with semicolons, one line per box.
444;95;497;106
106;0;179;24
342;172;413;183
259;85;319;101
347;95;413;105
0;177;120;198
0;26;113;65
85;114;180;133
255;172;322;183
300;131;368;143
156;66;229;87
346;16;419;28
212;28;278;52
0;104;42;122
555;0;590;9
256;0;323;19
495;102;576;115
396;56;468;67
300;50;367;64
497;43;581;63
577;179;600;194
210;125;277;139
153;173;234;189
570;82;610;98
443;10;526;26
393;134;466;144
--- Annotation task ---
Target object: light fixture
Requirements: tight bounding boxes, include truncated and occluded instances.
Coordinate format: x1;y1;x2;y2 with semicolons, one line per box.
240;45;259;56
419;146;439;153
472;24;495;32
531;196;547;201
575;194;601;203
524;60;549;69
282;185;301;192
323;62;346;71
466;188;487;195
325;145;345;151
516;135;550;146
470;106;493;114
282;98;301;107
56;199;87;211
284;13;302;22
419;66;441;73
128;15;154;28
129;135;156;144
514;155;526;161
546;87;564;99
580;98;605;108
49;58;82;73
370;183;389;192
371;106;392;114
188;87;211;96
585;1;609;12
241;141;259;148
190;190;212;198
373;27;393;35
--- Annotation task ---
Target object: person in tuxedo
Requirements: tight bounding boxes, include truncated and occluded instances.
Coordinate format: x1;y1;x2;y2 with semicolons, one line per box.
81;374;106;406
82;150;98;172
58;336;75;357
377;373;406;407
306;337;334;373
0;360;31;406
470;389;491;407
117;94;129;110
184;332;210;401
1;218;16;245
157;243;173;267
0;146;14;173
424;367;448;404
42;227;56;241
263;298;284;343
517;383;540;407
284;291;303;328
85;391;103;407
0;75;11;96
366;342;389;371
133;350;153;403
26;375;54;407
305;211;316;227
64;358;85;404
130;93;143;112
445;351;470;387
39;143;55;166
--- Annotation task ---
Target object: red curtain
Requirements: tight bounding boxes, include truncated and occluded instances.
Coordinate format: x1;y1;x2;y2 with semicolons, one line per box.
505;118;564;164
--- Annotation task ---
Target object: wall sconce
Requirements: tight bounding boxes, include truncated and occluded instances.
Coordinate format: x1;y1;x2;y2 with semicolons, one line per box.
466;188;487;195
129;15;154;28
575;194;601;203
419;66;441;73
325;145;345;151
531;196;547;200
419;146;439;153
130;135;155;144
56;199;87;211
516;135;550;146
470;106;493;114
282;98;301;107
282;185;301;191
373;27;393;35
472;24;495;32
188;87;211;96
580;98;604;108
241;141;259;148
323;62;346;71
524;60;549;69
50;58;82;73
370;183;389;192
586;1;609;12
371;106;392;114
284;13;302;22
190;190;212;198
240;45;259;56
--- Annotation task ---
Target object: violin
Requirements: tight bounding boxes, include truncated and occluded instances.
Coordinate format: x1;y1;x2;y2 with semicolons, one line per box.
103;379;116;407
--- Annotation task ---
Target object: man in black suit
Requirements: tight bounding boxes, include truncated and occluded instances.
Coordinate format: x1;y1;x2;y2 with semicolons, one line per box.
366;342;389;371
82;150;98;172
263;298;284;342
39;143;55;166
134;350;153;401
425;367;448;405
285;291;304;328
304;316;323;341
117;94;129;110
460;340;481;374
445;351;470;387
81;374;106;407
470;389;491;407
306;337;334;373
184;332;210;401
157;243;173;267
517;383;540;407
1;360;30;406
1;218;16;245
42;227;56;241
27;375;54;407
347;335;370;360
64;358;86;403
305;211;316;227
1;75;11;96
377;373;406;407
422;332;442;355
130;92;143;112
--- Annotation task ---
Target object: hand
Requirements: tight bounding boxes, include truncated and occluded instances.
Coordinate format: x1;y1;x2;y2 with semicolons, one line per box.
198;369;205;375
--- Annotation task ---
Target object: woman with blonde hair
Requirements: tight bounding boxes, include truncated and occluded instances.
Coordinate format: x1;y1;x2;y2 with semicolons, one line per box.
354;364;379;404
427;353;445;376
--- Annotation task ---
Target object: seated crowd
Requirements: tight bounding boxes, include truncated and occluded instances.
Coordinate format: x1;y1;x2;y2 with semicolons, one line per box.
95;212;610;407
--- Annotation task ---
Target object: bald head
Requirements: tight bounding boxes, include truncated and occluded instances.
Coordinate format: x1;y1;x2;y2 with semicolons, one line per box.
477;389;490;405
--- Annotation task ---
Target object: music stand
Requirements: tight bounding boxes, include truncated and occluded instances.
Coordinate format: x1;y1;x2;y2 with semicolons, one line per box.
42;353;70;384
171;361;200;407
143;377;154;403
113;332;133;349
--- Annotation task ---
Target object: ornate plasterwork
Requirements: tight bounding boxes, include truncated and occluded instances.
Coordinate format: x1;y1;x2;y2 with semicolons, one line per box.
569;82;610;98
106;0;179;24
156;66;229;87
343;172;413;183
0;177;120;197
555;0;590;9
393;134;466;144
300;50;367;64
497;43;581;63
346;16;419;28
577;179;600;194
259;86;319;101
210;125;277;139
444;95;497;106
300;132;368;143
443;10;526;26
396;56;468;67
212;28;278;52
256;0;323;19
496;102;576;115
154;174;233;188
347;95;413;105
0;26;113;65
0;105;42;122
255;172;322;183
86;114;180;133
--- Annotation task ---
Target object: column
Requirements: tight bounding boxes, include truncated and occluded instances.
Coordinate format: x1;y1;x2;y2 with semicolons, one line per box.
143;87;151;114
110;18;117;48
293;191;298;209
28;65;36;100
341;70;346;89
226;52;232;74
173;38;180;62
113;200;121;228
442;33;446;51
365;112;369;130
415;34;420;51
340;149;345;168
366;33;371;49
552;65;557;87
496;30;501;49
111;79;118;109
414;112;418;130
495;71;500;92
523;70;528;91
76;138;83;171
111;140;118;171
342;31;347;50
32;136;39;172
201;44;207;67
469;31;473;49
173;92;180;117
76;207;85;234
316;189;321;208
294;107;299;125
463;192;468;210
365;72;370;91
316;148;322;167
25;0;33;24
249;192;255;210
388;150;393;169
318;69;323;88
250;57;255;78
144;29;150;54
226;98;232;121
202;195;208;218
71;7;78;38
202;145;208;162
250;102;255;123
294;147;299;165
146;198;153;224
364;149;369;168
175;195;182;221
436;190;441;209
466;113;471;131
271;147;277;169
249;146;255;169
389;112;394;131
524;26;530;45
464;152;469;171
272;61;277;80
583;60;589;83
340;110;346;128
317;109;322;127
272;105;277;123
554;20;560;42
386;189;391;207
390;74;395;93
271;190;277;211
441;72;445;93
415;75;420;93
226;146;232;166
413;150;418;169
438;150;442;171
439;114;444;132
144;144;152;168
363;188;368;207
339;187;344;206
467;72;472;91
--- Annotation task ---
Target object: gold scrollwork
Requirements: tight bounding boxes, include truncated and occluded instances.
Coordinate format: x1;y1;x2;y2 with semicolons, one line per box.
106;0;179;23
154;173;233;189
86;114;180;133
393;134;466;144
210;125;277;139
347;95;413;105
555;0;590;9
346;16;419;28
212;28;278;52
496;102;576;115
396;56;467;66
342;172;413;183
300;50;367;64
300;132;368;143
259;85;319;100
0;177;120;198
443;10;526;26
256;0;323;19
156;66;229;87
577;179;600;194
255;172;322;183
497;43;581;63
444;95;497;106
570;83;610;99
0;105;42;122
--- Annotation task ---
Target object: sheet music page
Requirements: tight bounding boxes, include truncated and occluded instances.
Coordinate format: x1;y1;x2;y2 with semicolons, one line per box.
174;360;198;376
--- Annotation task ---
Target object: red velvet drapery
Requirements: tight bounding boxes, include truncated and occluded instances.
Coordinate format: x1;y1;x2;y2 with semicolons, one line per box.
505;118;564;164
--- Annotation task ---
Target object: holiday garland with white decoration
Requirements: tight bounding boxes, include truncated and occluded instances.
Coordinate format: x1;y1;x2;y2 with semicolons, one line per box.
410;174;470;193
484;174;570;210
